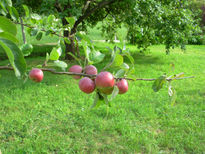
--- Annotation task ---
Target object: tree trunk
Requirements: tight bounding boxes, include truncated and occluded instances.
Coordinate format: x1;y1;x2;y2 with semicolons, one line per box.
20;17;26;44
62;18;76;60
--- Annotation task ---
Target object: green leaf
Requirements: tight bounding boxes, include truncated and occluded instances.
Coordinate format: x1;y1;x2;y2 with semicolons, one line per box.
30;18;36;24
0;32;18;43
23;5;30;17
111;54;123;67
45;30;51;36
76;32;92;45
109;86;119;101
0;0;12;8
20;43;33;56
125;53;134;65
0;7;7;16
45;53;50;61
152;75;167;92
91;92;105;108
49;47;62;61
101;93;111;107
9;6;19;21
82;40;91;62
115;69;126;78
174;72;184;79
65;17;75;28
4;0;12;6
126;74;136;80
0;3;8;15
127;67;135;75
68;52;82;65
30;28;38;36
64;37;70;44
53;60;67;71
0;16;17;36
114;46;122;54
120;63;129;70
31;13;41;20
106;46;113;53
168;84;173;97
171;89;177;106
47;14;55;24
36;32;43;40
0;38;27;78
89;51;105;64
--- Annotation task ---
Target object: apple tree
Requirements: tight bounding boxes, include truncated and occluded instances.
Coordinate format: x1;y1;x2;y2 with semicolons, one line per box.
0;0;195;107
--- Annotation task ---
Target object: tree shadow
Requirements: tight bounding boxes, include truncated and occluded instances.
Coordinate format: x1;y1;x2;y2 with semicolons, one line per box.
31;44;56;57
94;44;165;66
131;53;165;66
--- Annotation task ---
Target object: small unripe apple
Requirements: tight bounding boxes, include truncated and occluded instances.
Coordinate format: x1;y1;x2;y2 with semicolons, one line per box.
95;72;115;95
79;77;95;94
116;79;128;94
85;65;97;75
69;65;82;79
29;68;44;82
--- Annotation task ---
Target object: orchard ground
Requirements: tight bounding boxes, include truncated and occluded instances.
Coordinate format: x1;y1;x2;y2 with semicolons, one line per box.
0;26;205;153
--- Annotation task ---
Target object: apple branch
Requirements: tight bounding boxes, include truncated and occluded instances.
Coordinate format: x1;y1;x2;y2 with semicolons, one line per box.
0;66;195;81
82;0;92;13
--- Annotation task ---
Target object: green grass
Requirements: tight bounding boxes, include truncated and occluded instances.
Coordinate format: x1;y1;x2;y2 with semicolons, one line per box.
0;43;205;153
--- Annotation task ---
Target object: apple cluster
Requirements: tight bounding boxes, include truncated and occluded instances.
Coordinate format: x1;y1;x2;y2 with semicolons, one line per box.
69;65;129;95
28;65;128;95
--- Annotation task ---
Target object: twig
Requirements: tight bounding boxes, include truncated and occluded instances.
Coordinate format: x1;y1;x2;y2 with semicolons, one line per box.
0;66;195;81
14;22;69;39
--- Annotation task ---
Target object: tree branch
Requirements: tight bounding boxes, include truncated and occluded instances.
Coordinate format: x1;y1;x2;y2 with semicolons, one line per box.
0;66;195;81
82;0;92;13
71;0;117;35
14;22;65;39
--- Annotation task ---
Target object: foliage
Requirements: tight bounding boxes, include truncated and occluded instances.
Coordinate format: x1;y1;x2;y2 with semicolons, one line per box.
9;0;201;53
125;1;202;51
187;0;205;45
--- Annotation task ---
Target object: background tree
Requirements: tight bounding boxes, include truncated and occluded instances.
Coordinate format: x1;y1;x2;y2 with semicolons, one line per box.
186;0;205;45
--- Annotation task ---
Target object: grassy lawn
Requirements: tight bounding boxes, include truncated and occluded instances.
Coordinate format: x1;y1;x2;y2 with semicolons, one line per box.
0;41;205;153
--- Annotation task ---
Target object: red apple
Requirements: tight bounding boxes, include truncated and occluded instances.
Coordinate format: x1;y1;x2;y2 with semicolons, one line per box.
116;79;128;94
95;72;115;95
79;77;95;94
69;65;82;79
85;65;97;75
29;68;44;82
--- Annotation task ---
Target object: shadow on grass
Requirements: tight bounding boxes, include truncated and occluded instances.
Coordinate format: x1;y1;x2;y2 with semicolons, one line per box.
131;53;164;66
31;44;56;57
94;44;165;66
